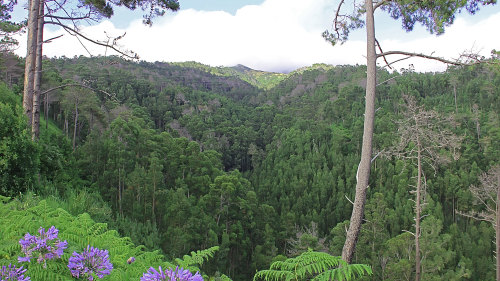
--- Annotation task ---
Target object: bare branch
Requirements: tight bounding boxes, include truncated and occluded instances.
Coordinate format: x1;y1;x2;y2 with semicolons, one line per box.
377;50;463;65
381;55;413;69
376;75;398;87
375;38;392;69
43;34;64;43
456;210;495;225
333;0;346;40
345;194;354;205
402;230;416;237
44;13;93;21
371;150;382;162
44;21;138;59
40;83;117;101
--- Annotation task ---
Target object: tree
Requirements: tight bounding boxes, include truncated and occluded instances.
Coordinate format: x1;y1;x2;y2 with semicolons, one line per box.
460;165;500;281
0;0;23;53
384;95;462;281
323;0;495;264
22;0;181;139
148;152;163;220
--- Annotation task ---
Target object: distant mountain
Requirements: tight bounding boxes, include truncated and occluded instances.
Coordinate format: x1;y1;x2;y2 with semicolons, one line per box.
171;61;287;90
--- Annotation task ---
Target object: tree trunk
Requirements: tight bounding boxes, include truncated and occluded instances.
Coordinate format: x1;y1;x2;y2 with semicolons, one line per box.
64;113;68;136
415;134;422;281
121;164;124;217
23;0;41;128
453;84;457;114
472;105;480;143
118;166;123;217
72;100;79;151
342;0;376;263
45;91;49;130
32;0;44;140
152;172;156;219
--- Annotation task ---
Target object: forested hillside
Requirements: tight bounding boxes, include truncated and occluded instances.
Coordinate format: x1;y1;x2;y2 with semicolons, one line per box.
1;54;499;280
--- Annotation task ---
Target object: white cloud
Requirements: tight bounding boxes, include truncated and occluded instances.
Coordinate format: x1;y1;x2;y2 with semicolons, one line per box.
14;0;500;73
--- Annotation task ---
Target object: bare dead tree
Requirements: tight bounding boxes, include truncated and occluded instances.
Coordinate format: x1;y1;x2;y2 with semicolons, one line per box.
286;222;328;256
458;165;500;281
383;95;462;281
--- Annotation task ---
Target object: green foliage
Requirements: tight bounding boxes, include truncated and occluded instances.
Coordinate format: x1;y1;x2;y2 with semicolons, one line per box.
3;55;499;280
0;196;222;281
0;0;23;51
381;0;496;35
323;0;496;44
175;246;219;269
171;62;287;90
0;84;40;196
254;250;372;281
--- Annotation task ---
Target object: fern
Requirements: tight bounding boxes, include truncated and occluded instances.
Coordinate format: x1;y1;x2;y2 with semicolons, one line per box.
0;197;223;281
175;246;220;268
253;250;372;281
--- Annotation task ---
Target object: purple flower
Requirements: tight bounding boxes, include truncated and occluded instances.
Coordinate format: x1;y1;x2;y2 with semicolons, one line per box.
18;226;67;266
0;264;30;281
68;246;113;280
141;266;203;281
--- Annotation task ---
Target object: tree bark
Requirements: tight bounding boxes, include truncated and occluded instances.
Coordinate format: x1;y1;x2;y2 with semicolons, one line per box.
32;0;44;140
152;172;156;219
118;166;122;217
342;0;377;263
452;84;457;115
72;99;79;151
23;0;41;127
44;91;49;130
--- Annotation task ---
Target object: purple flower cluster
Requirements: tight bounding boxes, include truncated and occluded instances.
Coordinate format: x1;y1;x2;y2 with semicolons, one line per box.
0;264;30;281
18;226;68;265
67;246;113;280
141;266;203;281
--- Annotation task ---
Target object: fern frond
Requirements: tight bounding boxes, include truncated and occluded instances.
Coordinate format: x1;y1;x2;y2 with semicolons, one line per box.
312;263;372;281
255;250;372;281
1;197;222;281
176;246;220;268
254;269;294;281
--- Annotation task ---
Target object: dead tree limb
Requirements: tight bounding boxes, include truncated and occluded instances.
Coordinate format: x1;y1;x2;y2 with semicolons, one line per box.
41;83;118;101
44;21;138;59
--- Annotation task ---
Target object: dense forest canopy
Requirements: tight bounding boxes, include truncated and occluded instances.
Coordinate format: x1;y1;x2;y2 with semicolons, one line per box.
0;52;499;280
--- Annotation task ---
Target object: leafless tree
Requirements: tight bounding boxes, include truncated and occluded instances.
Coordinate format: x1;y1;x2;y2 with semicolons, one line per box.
384;94;462;281
459;165;500;281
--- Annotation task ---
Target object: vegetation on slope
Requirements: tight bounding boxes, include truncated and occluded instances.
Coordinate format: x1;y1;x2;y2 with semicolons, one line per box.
1;53;499;280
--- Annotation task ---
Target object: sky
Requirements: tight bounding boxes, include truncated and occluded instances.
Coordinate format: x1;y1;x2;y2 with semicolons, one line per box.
11;0;500;73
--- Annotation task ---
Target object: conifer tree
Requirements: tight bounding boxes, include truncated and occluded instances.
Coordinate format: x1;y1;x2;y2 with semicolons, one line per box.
460;165;500;281
22;0;180;139
324;0;495;263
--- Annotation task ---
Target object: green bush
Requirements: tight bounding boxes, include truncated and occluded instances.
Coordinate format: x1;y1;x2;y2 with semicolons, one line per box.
0;83;40;196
